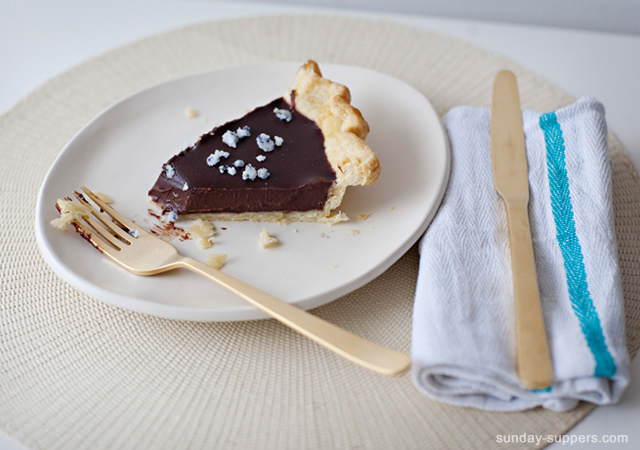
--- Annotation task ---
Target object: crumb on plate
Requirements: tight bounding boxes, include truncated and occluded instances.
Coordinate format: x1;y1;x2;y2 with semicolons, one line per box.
259;229;279;248
207;253;227;269
185;107;199;118
188;218;216;248
94;192;112;204
50;198;92;231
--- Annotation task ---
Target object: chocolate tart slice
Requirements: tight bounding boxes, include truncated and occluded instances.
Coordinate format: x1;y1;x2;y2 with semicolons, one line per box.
148;60;380;224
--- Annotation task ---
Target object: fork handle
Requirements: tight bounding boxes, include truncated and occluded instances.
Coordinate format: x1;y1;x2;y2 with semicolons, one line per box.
177;257;411;376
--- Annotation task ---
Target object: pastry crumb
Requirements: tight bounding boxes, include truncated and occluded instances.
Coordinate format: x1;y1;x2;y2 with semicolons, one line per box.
50;198;91;231
207;253;227;269
259;229;279;248
185;107;199;118
94;192;112;204
348;229;360;236
188;219;216;248
357;214;371;221
197;238;213;249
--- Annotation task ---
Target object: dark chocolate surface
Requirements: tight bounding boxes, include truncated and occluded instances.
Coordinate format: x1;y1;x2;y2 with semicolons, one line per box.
148;98;336;214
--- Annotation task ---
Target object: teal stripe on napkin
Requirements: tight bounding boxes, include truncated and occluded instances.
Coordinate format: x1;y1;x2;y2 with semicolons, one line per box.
539;111;616;378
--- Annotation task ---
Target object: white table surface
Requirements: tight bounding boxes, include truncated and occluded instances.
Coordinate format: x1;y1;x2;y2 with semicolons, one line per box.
1;1;638;449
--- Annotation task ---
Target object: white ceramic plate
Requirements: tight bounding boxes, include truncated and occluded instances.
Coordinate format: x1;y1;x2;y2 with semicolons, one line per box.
35;63;450;321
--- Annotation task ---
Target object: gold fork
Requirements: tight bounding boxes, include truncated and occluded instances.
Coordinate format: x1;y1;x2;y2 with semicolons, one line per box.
60;186;410;376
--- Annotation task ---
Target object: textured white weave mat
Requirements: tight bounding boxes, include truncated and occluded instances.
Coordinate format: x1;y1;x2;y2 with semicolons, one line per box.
2;15;639;450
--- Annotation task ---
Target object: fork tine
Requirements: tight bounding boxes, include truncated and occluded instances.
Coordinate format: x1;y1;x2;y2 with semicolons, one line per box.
73;191;131;243
83;214;125;250
72;217;118;254
68;197;124;251
81;186;145;237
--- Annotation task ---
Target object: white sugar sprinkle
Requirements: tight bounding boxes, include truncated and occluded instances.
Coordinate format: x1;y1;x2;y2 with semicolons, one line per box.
233;159;245;167
227;166;237;176
256;154;266;162
274;136;284;146
257;168;270;179
242;164;257;181
236;126;251;138
222;130;239;148
164;164;175;178
206;149;230;166
256;133;275;152
273;107;292;122
219;165;229;174
182;182;189;191
128;229;140;238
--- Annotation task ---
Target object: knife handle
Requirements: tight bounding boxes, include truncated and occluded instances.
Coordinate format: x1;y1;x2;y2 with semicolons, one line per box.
504;200;554;389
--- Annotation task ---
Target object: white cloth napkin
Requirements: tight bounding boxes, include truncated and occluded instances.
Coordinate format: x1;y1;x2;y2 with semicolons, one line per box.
411;97;630;412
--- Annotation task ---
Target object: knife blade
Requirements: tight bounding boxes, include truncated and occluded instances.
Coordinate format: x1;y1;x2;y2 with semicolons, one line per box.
490;70;553;389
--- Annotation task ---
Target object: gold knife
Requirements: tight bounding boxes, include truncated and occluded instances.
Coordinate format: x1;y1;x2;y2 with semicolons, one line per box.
490;70;553;389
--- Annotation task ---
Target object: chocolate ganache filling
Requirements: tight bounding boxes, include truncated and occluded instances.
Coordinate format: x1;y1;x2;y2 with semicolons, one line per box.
148;97;336;214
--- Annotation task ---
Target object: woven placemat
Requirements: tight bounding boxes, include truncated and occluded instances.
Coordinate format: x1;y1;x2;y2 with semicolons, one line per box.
1;15;639;450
